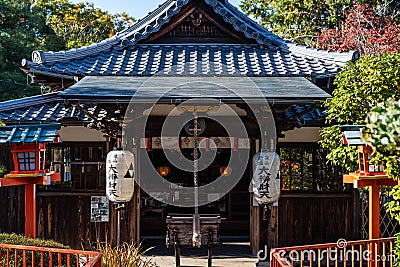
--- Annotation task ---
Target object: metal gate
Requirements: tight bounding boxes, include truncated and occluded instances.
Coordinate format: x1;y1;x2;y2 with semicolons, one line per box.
360;191;400;239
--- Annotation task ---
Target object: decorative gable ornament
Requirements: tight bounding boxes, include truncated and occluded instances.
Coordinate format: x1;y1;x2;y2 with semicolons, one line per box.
106;150;135;203
252;152;280;205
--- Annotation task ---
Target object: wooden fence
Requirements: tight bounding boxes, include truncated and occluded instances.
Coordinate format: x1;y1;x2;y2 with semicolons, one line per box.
0;243;101;267
271;237;396;267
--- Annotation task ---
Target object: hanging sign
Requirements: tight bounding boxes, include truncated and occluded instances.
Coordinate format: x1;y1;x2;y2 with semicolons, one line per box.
106;150;135;202
90;196;109;222
252;152;280;205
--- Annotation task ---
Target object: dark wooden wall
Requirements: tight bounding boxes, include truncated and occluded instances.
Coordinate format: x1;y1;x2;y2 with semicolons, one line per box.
0;189;139;249
35;191;140;249
278;192;359;247
0;186;24;234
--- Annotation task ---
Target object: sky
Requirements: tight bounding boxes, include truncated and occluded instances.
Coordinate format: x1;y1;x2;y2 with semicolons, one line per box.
70;0;242;19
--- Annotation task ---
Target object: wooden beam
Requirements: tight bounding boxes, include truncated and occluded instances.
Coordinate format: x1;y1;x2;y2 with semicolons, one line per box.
354;178;397;188
143;5;197;43
0;176;44;187
343;174;397;188
142;2;253;44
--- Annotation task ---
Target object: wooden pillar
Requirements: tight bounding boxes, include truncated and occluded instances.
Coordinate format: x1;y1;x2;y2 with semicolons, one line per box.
368;181;380;267
25;184;36;238
135;187;140;243
136;147;141;243
250;201;261;255
369;181;380;239
126;149;140;245
249;138;259;254
270;205;279;248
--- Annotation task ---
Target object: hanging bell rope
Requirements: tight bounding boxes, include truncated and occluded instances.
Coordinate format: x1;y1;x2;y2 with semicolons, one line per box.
194;112;199;216
192;109;201;247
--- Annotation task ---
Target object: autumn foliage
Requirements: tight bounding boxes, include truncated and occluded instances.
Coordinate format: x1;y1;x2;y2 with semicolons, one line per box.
317;3;400;54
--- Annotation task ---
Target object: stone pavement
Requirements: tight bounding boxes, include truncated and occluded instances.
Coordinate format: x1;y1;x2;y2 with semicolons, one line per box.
142;238;269;267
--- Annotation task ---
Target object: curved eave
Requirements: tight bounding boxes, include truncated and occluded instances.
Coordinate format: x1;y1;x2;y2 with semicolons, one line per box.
24;0;357;68
22;61;77;80
0;93;61;112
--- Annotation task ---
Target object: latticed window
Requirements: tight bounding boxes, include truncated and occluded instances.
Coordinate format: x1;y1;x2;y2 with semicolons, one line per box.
17;152;36;171
279;144;344;192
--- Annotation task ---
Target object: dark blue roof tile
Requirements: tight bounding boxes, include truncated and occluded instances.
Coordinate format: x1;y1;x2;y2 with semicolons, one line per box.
0;124;61;144
28;45;350;78
0;94;106;123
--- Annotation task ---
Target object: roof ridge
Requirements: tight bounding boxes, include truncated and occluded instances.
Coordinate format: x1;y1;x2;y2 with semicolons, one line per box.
29;0;188;65
219;0;359;64
25;0;358;69
283;42;360;65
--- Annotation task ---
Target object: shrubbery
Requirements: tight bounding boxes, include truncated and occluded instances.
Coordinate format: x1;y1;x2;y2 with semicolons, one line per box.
0;233;69;248
0;233;73;266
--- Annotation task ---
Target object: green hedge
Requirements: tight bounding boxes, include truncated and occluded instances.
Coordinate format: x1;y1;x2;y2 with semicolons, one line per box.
0;233;70;248
0;233;76;266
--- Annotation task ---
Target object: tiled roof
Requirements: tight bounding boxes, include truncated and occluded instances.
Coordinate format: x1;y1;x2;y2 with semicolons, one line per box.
22;0;358;79
0;123;60;144
58;76;331;103
0;94;106;123
0;92;324;126
284;104;326;123
340;125;366;146
24;44;343;77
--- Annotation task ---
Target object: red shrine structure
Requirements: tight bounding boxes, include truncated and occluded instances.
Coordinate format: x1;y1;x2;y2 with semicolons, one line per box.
341;125;397;239
0;124;61;237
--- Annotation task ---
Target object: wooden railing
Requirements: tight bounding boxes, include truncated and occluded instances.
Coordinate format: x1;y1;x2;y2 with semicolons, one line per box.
271;237;396;267
0;244;101;267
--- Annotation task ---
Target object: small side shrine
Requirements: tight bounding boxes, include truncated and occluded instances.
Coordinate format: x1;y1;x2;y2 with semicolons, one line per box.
0;123;61;238
341;125;397;239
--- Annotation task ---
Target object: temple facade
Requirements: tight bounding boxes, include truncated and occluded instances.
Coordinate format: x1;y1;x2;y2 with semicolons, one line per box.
0;0;360;252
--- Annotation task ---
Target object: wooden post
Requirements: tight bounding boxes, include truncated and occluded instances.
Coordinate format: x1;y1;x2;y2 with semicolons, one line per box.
369;181;380;239
250;204;263;255
270;205;279;248
135;147;141;244
344;174;397;267
25;184;36;238
368;181;380;267
249;139;260;255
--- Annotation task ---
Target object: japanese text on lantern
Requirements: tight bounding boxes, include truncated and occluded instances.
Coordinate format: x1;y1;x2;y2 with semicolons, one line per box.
255;154;272;199
107;154;119;198
252;152;280;204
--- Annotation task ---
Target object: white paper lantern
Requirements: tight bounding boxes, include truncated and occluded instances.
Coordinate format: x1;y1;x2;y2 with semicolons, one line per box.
252;152;280;204
106;150;135;202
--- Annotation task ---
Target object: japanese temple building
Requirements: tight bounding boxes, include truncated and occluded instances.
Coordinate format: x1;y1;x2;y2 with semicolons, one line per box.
0;0;361;253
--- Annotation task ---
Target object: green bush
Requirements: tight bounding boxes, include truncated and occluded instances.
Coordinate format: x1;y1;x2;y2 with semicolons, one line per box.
0;233;76;266
0;163;7;177
0;233;69;248
395;233;400;267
